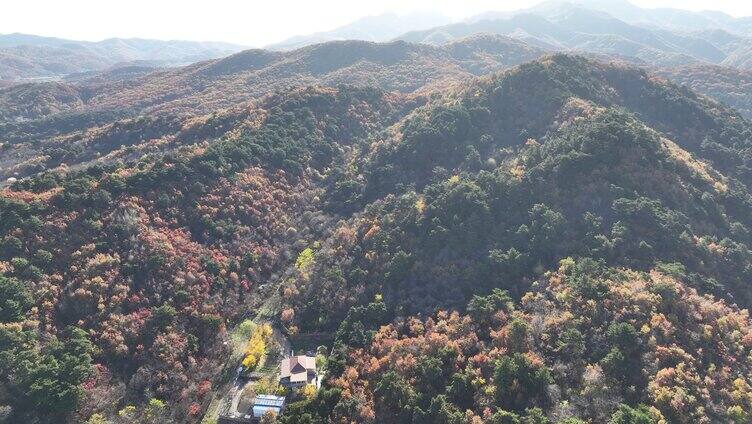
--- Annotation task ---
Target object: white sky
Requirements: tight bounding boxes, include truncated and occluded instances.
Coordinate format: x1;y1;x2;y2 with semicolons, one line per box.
2;0;751;47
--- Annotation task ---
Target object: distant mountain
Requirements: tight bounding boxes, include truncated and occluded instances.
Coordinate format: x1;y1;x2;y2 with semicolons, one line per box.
266;0;752;54
472;0;752;35
0;33;79;48
396;5;752;69
0;45;114;80
265;11;452;51
0;33;247;80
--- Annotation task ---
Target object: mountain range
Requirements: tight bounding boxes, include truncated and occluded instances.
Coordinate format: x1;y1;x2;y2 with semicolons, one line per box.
266;0;752;55
471;0;752;34
0;33;246;81
398;6;752;69
3;0;752;84
4;27;752;184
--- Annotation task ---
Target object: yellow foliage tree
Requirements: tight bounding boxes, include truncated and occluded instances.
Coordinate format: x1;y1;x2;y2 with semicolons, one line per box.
86;413;109;424
117;406;136;419
301;384;317;400
295;248;315;278
242;323;272;371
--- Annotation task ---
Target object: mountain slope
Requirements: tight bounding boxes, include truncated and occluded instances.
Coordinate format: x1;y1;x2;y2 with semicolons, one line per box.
5;34;752;191
311;263;752;423
3;35;752;192
272;56;752;423
0;37;546;123
281;55;752;330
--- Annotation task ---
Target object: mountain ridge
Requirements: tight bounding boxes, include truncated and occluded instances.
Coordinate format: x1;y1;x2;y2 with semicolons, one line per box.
5;35;752;186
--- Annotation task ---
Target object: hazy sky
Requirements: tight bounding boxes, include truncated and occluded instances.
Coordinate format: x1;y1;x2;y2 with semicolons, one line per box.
3;0;752;47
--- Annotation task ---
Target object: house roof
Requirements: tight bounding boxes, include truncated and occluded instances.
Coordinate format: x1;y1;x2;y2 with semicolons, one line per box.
280;355;316;383
254;395;285;407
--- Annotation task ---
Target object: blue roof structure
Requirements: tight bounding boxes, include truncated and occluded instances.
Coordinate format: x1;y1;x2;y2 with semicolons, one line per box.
252;395;285;418
253;405;281;418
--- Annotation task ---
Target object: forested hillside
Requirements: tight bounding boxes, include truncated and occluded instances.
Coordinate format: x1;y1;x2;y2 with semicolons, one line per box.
276;55;752;423
2;42;752;424
0;85;414;422
655;64;752;119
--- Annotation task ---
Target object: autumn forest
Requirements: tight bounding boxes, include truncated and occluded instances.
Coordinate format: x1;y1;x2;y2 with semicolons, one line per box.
3;1;752;423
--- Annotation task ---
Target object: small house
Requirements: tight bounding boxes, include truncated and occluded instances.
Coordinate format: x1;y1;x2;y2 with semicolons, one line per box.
279;355;317;388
